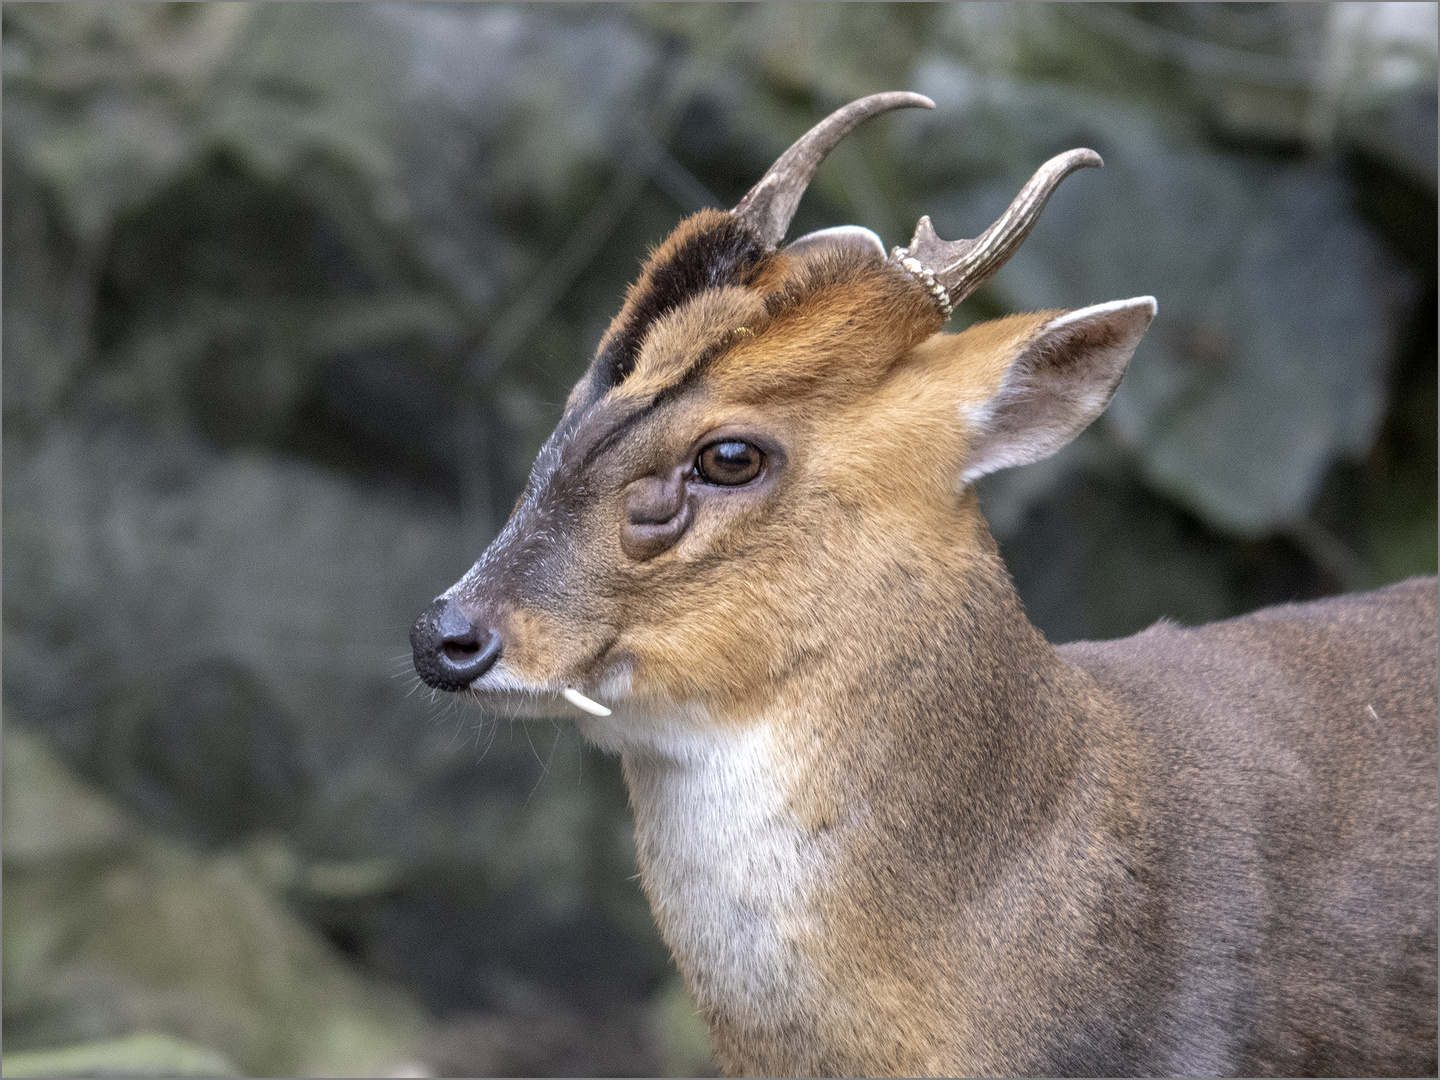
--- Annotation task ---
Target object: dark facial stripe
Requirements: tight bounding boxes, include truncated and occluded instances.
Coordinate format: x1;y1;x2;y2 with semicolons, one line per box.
597;213;766;387
579;399;664;473
580;322;749;473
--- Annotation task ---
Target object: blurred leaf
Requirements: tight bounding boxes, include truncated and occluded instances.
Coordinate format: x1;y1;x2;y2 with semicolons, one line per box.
3;3;258;237
2;726;429;1077
2;728;135;866
300;857;404;901
1;1032;240;1078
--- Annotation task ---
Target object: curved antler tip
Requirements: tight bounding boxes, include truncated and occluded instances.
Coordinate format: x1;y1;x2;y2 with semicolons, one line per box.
900;146;1107;312
851;91;934;112
1062;147;1103;171
732;91;938;248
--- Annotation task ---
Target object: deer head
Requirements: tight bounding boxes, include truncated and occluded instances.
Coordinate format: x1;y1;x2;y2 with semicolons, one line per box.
411;92;1155;749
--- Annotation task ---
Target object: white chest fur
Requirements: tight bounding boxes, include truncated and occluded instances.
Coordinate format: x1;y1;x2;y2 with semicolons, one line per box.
619;723;829;1024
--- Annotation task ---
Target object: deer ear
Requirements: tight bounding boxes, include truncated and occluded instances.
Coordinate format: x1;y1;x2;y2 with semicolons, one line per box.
961;296;1156;484
783;225;886;261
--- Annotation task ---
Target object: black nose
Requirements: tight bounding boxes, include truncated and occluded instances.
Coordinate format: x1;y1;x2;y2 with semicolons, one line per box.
411;597;502;691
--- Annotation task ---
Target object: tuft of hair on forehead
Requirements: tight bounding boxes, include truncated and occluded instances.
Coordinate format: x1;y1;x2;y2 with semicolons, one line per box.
577;210;947;421
708;243;945;404
595;209;770;388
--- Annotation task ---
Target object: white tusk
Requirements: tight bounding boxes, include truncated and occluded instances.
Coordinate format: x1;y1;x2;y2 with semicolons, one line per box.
563;687;612;716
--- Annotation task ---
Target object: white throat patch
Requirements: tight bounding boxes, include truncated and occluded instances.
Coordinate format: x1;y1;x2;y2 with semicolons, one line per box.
620;721;830;1024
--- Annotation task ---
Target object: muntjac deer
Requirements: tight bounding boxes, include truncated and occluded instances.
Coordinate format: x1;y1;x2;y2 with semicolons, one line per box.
412;93;1438;1077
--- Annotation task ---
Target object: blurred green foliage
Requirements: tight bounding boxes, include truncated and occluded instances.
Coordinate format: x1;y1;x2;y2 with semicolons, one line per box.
3;1032;240;1078
4;3;1435;1076
3;728;428;1077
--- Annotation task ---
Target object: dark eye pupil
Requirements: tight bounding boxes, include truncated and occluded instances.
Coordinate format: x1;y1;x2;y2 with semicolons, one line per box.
697;440;763;485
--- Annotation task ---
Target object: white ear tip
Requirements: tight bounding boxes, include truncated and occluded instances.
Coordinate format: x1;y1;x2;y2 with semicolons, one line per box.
563;687;612;716
1047;295;1157;330
783;224;887;260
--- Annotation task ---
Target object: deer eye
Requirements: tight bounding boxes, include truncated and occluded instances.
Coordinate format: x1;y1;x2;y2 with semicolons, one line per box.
695;440;764;486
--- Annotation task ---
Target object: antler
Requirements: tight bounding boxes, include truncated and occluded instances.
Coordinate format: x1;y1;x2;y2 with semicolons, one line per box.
732;91;935;249
731;94;1100;320
890;148;1103;319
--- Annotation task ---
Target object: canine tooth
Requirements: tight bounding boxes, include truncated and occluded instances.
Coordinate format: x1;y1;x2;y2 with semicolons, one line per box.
563;687;612;716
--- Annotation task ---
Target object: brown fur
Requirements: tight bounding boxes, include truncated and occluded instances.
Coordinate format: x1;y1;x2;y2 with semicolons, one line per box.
423;209;1439;1076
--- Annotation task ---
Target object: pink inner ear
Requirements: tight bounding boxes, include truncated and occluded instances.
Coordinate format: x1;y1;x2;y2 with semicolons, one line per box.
784;225;886;261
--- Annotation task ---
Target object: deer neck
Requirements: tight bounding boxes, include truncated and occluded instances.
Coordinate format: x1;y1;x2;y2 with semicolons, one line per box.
611;545;1092;1065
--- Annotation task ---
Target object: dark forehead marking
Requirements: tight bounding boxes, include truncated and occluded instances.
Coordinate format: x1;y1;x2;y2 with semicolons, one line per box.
578;329;742;474
595;210;767;388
